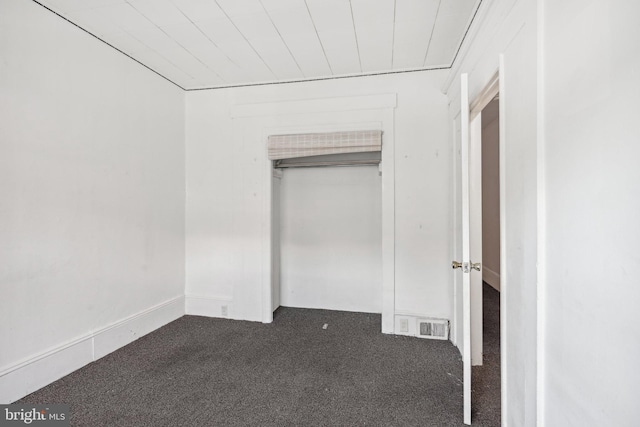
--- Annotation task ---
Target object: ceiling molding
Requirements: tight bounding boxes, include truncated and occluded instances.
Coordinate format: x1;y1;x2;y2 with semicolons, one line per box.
188;65;450;91
441;0;495;94
31;0;185;91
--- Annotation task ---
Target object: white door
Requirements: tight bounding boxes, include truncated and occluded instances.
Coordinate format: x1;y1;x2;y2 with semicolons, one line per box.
454;73;481;425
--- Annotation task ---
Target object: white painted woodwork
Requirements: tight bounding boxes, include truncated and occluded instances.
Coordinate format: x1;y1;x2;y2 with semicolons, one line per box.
470;72;499;120
0;297;184;403
498;53;508;426
451;115;462;348
460;73;472;425
36;0;482;89
271;172;282;312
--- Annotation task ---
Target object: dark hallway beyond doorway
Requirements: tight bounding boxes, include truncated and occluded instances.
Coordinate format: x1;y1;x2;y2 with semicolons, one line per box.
471;283;501;425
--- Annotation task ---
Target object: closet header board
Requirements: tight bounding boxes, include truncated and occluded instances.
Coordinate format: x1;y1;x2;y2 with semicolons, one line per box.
267;130;382;161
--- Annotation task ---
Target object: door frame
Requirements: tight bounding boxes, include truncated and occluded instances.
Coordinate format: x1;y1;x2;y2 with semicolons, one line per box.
264;119;394;330
452;63;506;425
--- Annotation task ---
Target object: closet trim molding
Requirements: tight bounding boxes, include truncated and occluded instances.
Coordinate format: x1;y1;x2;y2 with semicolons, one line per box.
231;94;396;334
230;94;397;118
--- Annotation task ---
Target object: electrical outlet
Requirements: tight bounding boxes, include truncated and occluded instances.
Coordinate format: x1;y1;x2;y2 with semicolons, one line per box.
399;318;409;333
221;305;228;317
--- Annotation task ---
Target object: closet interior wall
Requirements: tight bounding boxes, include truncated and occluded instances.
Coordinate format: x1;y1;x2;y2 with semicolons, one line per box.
276;163;383;314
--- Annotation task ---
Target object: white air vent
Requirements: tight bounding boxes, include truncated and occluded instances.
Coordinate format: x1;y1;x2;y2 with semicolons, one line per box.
416;318;449;340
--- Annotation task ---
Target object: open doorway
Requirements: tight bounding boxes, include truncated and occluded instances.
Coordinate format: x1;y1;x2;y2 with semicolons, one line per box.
455;71;503;424
471;95;502;420
481;98;501;296
452;67;510;425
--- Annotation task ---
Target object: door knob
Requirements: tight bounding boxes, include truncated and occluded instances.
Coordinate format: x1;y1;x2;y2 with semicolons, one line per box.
452;261;481;272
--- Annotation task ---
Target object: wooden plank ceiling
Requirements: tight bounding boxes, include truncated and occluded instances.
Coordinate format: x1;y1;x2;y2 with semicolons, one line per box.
39;0;480;89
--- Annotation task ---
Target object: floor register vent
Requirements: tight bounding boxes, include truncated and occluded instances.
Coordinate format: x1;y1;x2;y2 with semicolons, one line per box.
416;318;449;340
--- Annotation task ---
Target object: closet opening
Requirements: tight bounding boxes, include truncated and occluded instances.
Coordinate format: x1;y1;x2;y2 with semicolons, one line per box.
271;151;383;315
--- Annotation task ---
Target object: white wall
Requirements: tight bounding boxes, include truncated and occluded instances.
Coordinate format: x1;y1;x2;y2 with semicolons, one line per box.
279;166;382;313
542;0;640;425
481;100;501;291
0;0;185;403
185;71;450;328
444;0;539;424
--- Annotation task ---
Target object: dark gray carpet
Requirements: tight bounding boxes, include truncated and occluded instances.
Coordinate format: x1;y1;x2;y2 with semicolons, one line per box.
20;292;500;426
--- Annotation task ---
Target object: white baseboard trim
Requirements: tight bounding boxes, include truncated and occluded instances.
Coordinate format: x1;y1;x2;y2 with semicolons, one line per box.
185;295;232;319
0;296;184;404
483;266;501;292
